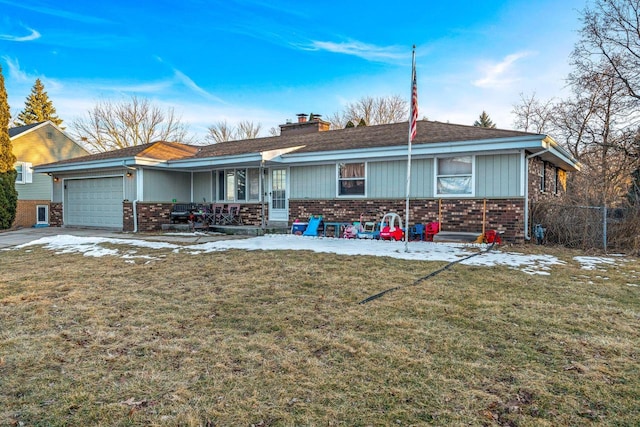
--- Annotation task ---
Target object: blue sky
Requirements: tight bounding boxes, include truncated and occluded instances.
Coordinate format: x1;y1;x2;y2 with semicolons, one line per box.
1;0;587;141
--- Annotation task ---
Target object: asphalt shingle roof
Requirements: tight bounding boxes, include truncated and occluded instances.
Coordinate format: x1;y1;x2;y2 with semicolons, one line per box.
196;120;537;157
34;120;539;169
8;122;45;138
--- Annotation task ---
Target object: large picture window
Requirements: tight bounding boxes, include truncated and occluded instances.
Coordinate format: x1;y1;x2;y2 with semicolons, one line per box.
436;156;473;195
217;168;260;202
338;162;365;196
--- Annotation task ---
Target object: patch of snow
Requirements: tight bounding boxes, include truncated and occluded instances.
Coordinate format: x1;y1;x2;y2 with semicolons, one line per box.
573;256;617;270
7;234;608;276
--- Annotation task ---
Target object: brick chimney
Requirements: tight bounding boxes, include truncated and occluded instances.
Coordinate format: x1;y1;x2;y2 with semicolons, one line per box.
280;113;330;135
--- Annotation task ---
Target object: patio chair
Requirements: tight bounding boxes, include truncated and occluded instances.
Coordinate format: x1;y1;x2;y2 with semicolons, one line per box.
209;204;224;225
220;204;243;225
409;223;425;241
425;221;440;241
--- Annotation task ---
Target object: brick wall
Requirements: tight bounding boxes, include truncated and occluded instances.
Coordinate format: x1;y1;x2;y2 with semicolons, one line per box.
528;157;566;202
12;200;50;228
50;202;62;227
123;202;266;232
290;198;525;243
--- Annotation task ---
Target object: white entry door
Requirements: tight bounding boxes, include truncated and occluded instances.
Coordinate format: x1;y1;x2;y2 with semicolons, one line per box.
268;168;288;222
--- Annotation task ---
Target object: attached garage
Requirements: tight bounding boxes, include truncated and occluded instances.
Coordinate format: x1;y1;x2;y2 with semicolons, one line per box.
64;177;124;229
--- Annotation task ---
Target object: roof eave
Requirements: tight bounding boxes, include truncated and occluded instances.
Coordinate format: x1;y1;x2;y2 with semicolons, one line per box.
279;135;557;163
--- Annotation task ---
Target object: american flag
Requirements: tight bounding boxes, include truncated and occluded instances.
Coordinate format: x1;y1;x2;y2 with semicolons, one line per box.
409;49;418;141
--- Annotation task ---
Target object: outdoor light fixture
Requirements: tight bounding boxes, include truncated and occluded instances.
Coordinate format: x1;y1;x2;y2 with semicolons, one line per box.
53;176;59;182
126;172;132;177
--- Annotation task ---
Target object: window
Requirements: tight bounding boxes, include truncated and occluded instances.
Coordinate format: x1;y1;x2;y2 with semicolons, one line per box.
555;168;566;194
14;162;33;184
248;168;260;200
217;168;260;202
36;205;48;224
436;156;473;195
338;162;365;196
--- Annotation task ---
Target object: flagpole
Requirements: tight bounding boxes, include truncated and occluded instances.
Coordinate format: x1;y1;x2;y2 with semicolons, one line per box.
404;45;417;252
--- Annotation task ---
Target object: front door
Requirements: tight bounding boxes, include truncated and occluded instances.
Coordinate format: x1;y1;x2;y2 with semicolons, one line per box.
268;168;288;223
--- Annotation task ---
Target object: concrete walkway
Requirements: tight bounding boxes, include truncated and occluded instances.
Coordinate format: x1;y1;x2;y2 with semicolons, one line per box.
0;227;248;250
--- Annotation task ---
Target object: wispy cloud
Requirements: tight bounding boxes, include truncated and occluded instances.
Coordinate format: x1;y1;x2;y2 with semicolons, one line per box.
303;40;406;63
0;0;112;24
173;70;226;104
2;56;30;82
473;51;534;88
154;56;226;103
0;24;40;42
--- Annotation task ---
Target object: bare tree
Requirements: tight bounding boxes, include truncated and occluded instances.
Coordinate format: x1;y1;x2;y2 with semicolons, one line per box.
329;95;409;129
206;120;263;143
236;120;262;140
268;126;280;137
574;0;640;101
558;61;638;207
511;92;556;133
71;96;192;152
206;121;236;143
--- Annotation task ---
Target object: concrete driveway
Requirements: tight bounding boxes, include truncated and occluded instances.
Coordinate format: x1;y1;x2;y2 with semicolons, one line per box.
0;227;245;250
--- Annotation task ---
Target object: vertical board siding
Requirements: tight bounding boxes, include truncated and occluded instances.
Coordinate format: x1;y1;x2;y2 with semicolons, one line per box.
410;158;433;198
192;171;212;203
143;169;191;202
476;154;520;197
290;165;334;199
368;158;433;198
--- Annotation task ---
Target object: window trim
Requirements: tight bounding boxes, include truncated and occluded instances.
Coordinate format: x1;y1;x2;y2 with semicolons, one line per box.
336;161;367;198
216;168;260;202
540;161;547;193
434;155;475;197
15;162;33;184
36;205;49;225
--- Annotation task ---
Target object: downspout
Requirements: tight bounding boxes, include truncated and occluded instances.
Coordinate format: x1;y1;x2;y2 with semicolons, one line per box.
524;148;550;240
133;199;138;233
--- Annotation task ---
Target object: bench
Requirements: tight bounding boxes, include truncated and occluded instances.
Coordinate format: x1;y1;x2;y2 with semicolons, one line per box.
170;203;200;223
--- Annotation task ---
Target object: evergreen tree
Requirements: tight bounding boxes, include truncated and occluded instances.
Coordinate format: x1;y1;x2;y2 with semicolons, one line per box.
473;111;496;128
357;118;367;127
14;78;63;127
345;120;355;128
0;65;18;229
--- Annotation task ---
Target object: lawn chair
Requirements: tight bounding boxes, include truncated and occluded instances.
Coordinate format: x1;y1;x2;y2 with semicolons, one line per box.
425;221;440;241
228;204;243;225
409;223;425;241
220;204;243;225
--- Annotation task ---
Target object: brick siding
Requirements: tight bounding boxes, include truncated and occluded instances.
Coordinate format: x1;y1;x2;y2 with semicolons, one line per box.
50;202;63;227
290;198;525;243
12;200;50;228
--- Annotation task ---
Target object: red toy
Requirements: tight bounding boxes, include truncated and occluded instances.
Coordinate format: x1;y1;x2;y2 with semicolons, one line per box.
379;213;404;241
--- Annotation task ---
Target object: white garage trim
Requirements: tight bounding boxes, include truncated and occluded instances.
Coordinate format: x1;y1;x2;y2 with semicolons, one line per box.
63;176;124;229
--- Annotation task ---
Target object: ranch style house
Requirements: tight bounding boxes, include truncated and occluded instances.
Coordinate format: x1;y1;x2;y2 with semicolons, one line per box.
34;114;581;243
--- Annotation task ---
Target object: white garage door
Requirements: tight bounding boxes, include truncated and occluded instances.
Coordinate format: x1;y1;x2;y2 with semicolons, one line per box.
64;177;124;228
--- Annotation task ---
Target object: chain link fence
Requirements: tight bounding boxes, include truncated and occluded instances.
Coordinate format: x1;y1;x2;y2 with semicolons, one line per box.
531;201;640;253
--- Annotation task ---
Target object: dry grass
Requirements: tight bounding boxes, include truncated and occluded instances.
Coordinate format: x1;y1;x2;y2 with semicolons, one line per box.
1;242;639;426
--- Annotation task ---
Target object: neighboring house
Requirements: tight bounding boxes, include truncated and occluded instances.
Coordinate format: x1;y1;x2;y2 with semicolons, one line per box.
9;121;89;228
34;115;580;242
